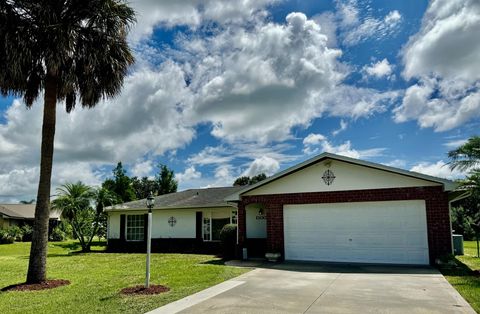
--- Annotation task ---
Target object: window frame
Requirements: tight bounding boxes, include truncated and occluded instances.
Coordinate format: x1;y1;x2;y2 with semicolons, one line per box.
125;214;145;242
202;209;238;242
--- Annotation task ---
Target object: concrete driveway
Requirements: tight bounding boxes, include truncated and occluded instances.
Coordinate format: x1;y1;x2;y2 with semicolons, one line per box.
150;263;475;314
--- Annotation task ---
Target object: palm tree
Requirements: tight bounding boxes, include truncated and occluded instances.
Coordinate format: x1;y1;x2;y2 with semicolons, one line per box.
0;1;135;283
448;136;480;171
52;182;93;251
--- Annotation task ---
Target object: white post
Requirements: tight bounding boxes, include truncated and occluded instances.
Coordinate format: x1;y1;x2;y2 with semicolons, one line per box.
145;211;152;288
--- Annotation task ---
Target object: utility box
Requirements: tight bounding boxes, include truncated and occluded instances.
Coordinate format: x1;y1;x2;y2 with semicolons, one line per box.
452;234;464;255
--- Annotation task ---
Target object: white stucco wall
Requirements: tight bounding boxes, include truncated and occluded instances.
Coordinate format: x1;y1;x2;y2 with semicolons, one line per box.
246;204;267;238
245;159;440;196
152;210;195;238
107;207;234;239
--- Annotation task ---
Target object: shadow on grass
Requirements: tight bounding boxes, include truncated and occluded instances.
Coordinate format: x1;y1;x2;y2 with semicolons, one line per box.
439;257;480;278
200;259;226;266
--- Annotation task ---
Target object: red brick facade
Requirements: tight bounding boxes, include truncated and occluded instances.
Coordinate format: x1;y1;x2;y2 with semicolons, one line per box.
237;186;452;264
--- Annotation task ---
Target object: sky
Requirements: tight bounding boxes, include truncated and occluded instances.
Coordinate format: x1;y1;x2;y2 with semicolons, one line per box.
0;0;479;202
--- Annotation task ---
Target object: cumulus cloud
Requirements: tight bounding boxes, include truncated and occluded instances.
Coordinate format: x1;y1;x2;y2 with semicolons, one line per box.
396;0;480;131
302;133;385;158
243;156;280;177
176;166;202;183
129;0;278;42
131;160;154;178
178;12;350;143
410;160;465;180
363;58;394;79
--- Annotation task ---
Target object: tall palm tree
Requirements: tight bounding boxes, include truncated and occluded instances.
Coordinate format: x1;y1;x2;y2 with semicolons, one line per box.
0;1;135;283
448;136;480;171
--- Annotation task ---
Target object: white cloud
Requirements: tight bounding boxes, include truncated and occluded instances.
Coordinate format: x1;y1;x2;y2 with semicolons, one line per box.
332;119;348;136
243;156;280;177
131;160;154;178
410;160;465;180
129;0;278;42
341;9;402;46
363;58;394;79
382;159;407;168
397;0;480;131
302;133;384;158
175;166;202;183
443;138;468;149
303;133;327;146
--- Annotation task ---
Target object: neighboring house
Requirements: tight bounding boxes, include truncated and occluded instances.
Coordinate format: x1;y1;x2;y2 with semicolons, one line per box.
107;152;463;265
0;204;61;229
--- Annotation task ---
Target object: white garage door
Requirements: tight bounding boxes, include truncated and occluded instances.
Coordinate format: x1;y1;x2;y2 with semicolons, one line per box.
284;200;429;265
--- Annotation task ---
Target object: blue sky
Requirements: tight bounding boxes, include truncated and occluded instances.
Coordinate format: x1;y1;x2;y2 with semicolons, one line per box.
0;0;479;202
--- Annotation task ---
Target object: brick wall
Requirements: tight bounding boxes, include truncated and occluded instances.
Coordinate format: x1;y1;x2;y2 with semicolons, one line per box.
238;186;451;264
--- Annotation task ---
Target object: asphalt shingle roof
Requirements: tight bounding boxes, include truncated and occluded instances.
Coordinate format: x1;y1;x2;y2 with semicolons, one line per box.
107;186;244;211
0;204;61;219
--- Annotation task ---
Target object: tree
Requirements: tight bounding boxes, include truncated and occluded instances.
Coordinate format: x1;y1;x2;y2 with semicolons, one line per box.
19;199;36;204
132;176;159;199
448;136;480;171
250;173;267;184
91;187;118;240
453;170;480;257
103;162;137;203
156;164;178;195
52;182;94;252
233;176;250;186
0;1;135;283
233;173;267;186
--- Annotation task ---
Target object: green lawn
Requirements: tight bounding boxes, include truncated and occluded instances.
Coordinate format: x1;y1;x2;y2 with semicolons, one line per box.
0;240;249;314
440;240;480;313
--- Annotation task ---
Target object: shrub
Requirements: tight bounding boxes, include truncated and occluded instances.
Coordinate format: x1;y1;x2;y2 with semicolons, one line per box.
49;226;66;242
21;224;33;242
220;224;237;260
7;225;24;241
0;228;15;244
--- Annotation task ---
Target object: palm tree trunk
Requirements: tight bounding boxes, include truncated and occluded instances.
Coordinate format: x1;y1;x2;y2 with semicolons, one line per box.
26;73;57;284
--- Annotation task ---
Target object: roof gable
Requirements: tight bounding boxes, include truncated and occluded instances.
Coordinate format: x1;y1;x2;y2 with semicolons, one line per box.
226;153;456;201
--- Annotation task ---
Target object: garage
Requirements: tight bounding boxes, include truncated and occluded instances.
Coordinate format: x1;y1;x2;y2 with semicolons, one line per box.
228;152;458;265
283;200;430;265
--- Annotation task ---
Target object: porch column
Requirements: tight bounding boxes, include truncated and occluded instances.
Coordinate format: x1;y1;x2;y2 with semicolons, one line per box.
266;203;284;256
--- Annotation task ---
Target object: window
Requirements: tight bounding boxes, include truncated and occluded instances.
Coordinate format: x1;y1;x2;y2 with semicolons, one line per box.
203;217;211;241
126;215;144;241
203;210;236;241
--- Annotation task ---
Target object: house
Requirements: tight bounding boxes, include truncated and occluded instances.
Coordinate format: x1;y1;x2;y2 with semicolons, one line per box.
106;152;462;265
106;186;243;253
0;204;61;229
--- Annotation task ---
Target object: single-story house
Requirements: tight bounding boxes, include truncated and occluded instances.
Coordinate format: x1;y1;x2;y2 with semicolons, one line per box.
107;152;464;265
0;204;61;229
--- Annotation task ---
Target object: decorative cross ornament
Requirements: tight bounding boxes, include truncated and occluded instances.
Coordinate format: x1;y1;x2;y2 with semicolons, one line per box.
322;169;336;185
168;216;177;227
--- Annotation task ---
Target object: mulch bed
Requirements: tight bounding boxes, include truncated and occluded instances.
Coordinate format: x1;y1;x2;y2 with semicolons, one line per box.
1;279;70;292
120;285;170;296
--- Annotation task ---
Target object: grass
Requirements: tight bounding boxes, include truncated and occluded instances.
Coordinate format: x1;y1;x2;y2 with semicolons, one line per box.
440;240;480;313
0;240;249;314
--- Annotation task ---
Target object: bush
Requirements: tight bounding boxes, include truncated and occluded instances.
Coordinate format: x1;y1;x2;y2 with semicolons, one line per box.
21;224;33;242
0;228;15;244
49;226;66;242
7;225;23;241
220;224;237;260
